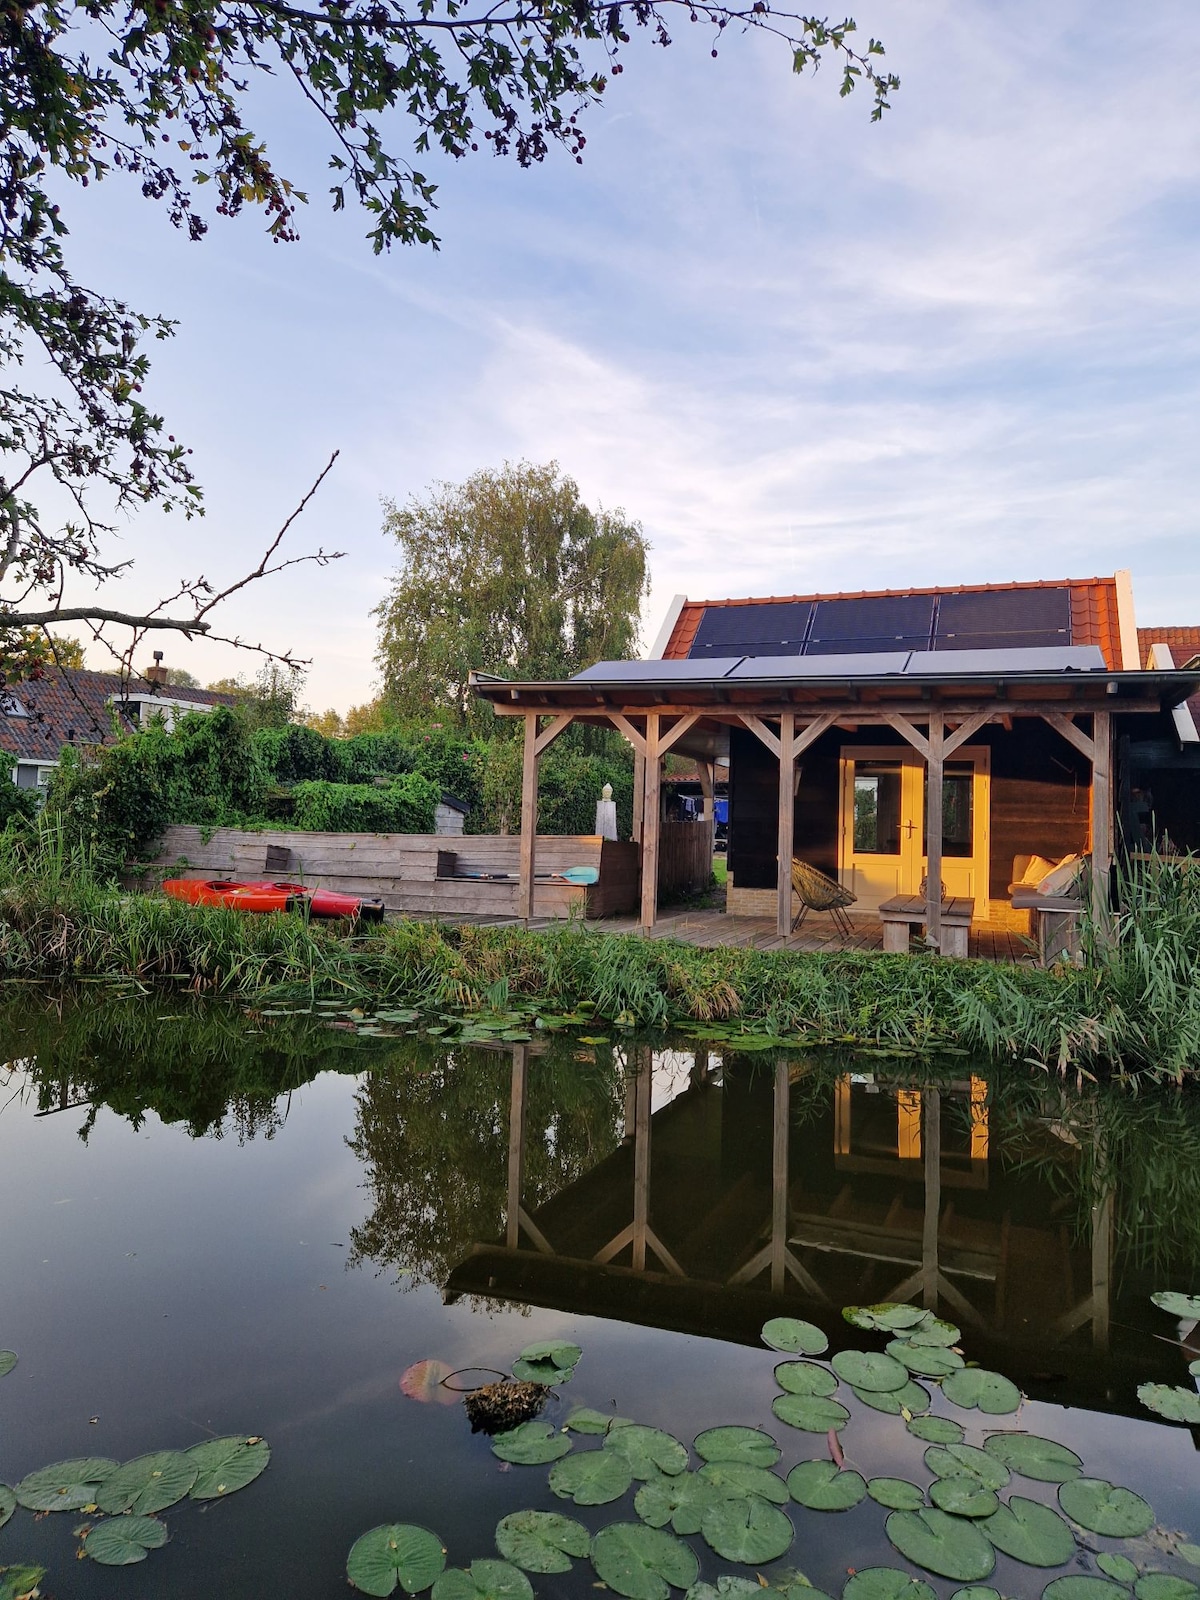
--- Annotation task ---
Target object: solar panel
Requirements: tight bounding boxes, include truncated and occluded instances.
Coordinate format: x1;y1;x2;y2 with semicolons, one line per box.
809;594;935;646
805;635;931;656
934;586;1070;644
908;646;1107;674
727;652;912;679
689;601;813;655
572;657;744;682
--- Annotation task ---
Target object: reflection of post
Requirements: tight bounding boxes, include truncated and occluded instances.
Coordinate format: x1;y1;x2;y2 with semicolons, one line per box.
506;1044;529;1249
922;1088;941;1308
771;1059;789;1292
1091;1184;1113;1352
632;1045;652;1270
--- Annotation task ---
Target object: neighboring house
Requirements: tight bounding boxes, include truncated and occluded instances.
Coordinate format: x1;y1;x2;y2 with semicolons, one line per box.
1;660;237;791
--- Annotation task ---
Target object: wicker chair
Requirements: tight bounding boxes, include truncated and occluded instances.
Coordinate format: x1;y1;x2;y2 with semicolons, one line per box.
791;858;858;937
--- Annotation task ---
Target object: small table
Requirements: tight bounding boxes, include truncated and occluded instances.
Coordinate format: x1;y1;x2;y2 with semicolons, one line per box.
879;895;975;958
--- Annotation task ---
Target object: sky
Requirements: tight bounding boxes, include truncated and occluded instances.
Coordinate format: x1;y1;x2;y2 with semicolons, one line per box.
46;0;1200;712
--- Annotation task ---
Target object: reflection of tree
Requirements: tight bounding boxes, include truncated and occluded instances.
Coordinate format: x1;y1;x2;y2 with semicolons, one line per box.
346;1044;624;1290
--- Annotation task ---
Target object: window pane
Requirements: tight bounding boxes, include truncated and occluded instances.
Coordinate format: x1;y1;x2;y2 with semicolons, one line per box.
924;765;974;857
854;764;902;854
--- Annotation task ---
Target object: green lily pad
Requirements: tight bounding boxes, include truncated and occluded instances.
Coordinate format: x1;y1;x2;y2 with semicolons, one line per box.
907;1415;966;1446
868;1478;926;1511
775;1361;838;1397
15;1457;118;1512
81;1513;168;1566
843;1304;930;1333
941;1368;1021;1415
1058;1479;1155;1538
432;1561;534;1600
591;1523;699;1600
495;1511;590;1574
0;1487;15;1528
694;1427;779;1468
1138;1385;1200;1425
1042;1580;1129;1600
852;1380;931;1416
886;1509;996;1582
928;1479;997;1519
604;1425;688;1480
686;1580;763;1600
843;1570;937;1600
949;1590;1000;1600
771;1393;850;1432
97;1450;198;1515
512;1340;581;1385
1150;1292;1200;1319
1135;1576;1199;1600
981;1496;1075;1567
905;1319;963;1348
348;1525;447;1596
0;1353;16;1378
762;1318;829;1356
982;1434;1082;1484
0;1567;45;1600
1179;1547;1200;1570
698;1461;788;1504
924;1445;1009;1491
887;1340;964;1378
491;1422;572;1465
832;1350;909;1392
786;1459;867;1511
635;1472;723;1536
549;1450;632;1506
1097;1556;1139;1584
701;1495;794;1563
186;1434;271;1498
565;1408;624;1435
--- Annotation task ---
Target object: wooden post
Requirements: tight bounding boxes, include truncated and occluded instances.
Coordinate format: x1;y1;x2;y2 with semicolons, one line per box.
1091;710;1113;941
518;712;538;921
505;1044;528;1249
632;750;645;843
925;711;944;949
640;713;661;933
777;712;795;938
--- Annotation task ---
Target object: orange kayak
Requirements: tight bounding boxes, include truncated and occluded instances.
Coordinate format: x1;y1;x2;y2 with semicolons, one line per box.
162;878;384;922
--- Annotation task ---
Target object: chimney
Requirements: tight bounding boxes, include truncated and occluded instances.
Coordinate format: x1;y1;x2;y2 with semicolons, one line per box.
144;649;168;687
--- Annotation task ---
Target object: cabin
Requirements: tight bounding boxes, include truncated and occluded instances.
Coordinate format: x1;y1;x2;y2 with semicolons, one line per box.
470;573;1200;949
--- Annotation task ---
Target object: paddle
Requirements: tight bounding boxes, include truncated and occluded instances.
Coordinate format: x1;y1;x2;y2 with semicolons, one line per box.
538;866;599;885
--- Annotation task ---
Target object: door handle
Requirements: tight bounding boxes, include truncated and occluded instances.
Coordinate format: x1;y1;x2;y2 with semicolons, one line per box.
903;821;917;838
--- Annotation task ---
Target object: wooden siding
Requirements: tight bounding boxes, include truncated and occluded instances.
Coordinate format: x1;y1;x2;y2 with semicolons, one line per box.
658;820;714;899
728;725;839;891
981;722;1091;899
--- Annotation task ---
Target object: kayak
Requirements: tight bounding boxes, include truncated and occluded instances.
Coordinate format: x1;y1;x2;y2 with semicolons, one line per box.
162;878;384;922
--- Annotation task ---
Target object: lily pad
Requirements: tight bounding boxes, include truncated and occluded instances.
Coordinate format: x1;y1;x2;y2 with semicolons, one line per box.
698;1461;789;1504
843;1570;937;1600
0;1353;16;1378
604;1425;689;1480
635;1472;723;1536
432;1561;534;1600
491;1421;572;1465
495;1511;590;1574
186;1434;271;1498
0;1567;45;1600
832;1350;909;1392
982;1434;1082;1484
786;1460;866;1511
928;1479;998;1519
852;1380;931;1416
868;1478;926;1511
762;1318;829;1356
1097;1556;1139;1584
1042;1580;1129;1600
97;1450;198;1515
1138;1385;1200;1425
694;1426;780;1468
701;1495;794;1563
905;1319;963;1349
550;1450;632;1506
401;1360;459;1405
887;1340;964;1378
591;1523;699;1600
886;1508;996;1582
1135;1577;1199;1600
0;1487;14;1528
348;1525;447;1596
775;1361;838;1397
1179;1547;1200;1570
686;1580;763;1600
512;1340;581;1385
566;1408;624;1434
1150;1292;1200;1319
907;1415;966;1446
941;1368;1021;1416
81;1514;168;1566
1058;1479;1155;1538
771;1393;850;1432
843;1304;931;1334
981;1496;1075;1567
924;1445;1009;1492
949;1590;1001;1600
15;1457;118;1512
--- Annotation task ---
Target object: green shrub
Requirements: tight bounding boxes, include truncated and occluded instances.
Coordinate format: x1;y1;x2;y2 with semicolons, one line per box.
289;775;439;833
0;776;39;827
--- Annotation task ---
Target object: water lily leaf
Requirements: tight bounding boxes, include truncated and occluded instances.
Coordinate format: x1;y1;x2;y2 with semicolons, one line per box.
941;1369;1021;1415
832;1350;909;1392
907;1415;965;1446
15;1457;118;1512
1138;1385;1200;1425
1042;1579;1129;1600
887;1340;964;1378
635;1472;723;1536
775;1362;838;1397
0;1487;14;1528
1058;1479;1155;1538
868;1478;926;1511
852;1380;931;1416
949;1589;1001;1600
432;1561;533;1600
928;1479;998;1519
1097;1556;1139;1584
686;1580;763;1600
591;1523;699;1600
186;1434;271;1498
81;1514;168;1566
348;1525;447;1595
401;1360;459;1405
843;1304;930;1334
772;1573;836;1600
694;1426;780;1467
843;1569;937;1600
0;1353;16;1378
701;1494;794;1563
549;1450;632;1506
1135;1576;1199;1600
762;1318;829;1356
771;1393;850;1432
904;1319;962;1349
512;1340;580;1385
1179;1546;1200;1570
604;1425;688;1480
491;1421;572;1465
565;1408;624;1434
886;1509;996;1582
1150;1292;1200;1319
982;1434;1082;1484
924;1445;1009;1491
981;1496;1076;1567
698;1461;789;1504
0;1566;45;1600
495;1511;590;1574
97;1450;197;1515
786;1460;866;1511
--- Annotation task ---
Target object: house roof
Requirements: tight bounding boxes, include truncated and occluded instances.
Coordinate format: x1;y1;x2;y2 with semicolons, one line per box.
0;667;237;763
1138;626;1200;668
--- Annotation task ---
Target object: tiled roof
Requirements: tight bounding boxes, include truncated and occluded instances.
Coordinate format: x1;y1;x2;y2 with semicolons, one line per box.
0;667;237;763
663;577;1126;670
1138;626;1200;668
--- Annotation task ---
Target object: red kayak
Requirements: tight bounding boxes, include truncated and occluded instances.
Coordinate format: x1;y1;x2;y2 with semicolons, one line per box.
163;879;384;922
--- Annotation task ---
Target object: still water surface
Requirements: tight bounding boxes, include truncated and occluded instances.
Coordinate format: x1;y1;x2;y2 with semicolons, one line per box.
1;993;1199;1598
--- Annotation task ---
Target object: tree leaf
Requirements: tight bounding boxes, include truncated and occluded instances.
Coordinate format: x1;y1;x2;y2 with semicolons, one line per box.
697;1462;788;1504
868;1478;926;1511
907;1416;965;1446
851;1380;930;1416
886;1509;996;1582
981;1434;1081;1484
832;1350;909;1392
786;1459;867;1511
431;1561;534;1600
843;1304;931;1333
1042;1580;1129;1600
843;1569;937;1600
694;1427;779;1468
15;1457;118;1512
491;1422;572;1465
762;1318;829;1356
604;1426;688;1480
980;1496;1075;1566
81;1514;168;1566
941;1369;1021;1415
591;1523;699;1600
1150;1292;1200;1319
97;1451;197;1515
771;1393;850;1432
549;1450;632;1506
186;1435;271;1498
0;1353;16;1378
635;1472;724;1536
495;1511;590;1574
348;1525;447;1596
1135;1577;1199;1600
0;1486;15;1528
1137;1384;1200;1425
886;1340;964;1378
1057;1479;1155;1538
775;1362;838;1397
928;1478;997;1519
923;1445;1009;1491
701;1495;794;1563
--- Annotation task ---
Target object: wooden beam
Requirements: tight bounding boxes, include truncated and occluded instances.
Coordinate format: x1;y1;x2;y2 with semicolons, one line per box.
518;712;538;920
534;712;576;757
777;711;796;938
741;713;782;759
1091;710;1113;942
794;710;838;756
609;711;647;759
632;751;645;843
1044;709;1097;763
658;712;701;755
943;708;994;757
883;711;932;761
925;711;944;948
640;713;661;932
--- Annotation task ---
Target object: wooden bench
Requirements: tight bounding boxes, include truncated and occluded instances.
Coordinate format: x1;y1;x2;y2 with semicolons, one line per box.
878;895;974;958
1010;887;1083;965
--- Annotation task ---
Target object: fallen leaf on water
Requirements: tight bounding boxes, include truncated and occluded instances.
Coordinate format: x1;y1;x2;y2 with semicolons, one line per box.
400;1359;459;1405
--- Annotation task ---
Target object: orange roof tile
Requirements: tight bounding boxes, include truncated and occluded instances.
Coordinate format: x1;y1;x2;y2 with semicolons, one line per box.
1138;626;1200;668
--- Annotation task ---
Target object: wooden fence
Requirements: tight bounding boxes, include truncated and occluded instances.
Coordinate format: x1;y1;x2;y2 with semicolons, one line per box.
658;819;715;900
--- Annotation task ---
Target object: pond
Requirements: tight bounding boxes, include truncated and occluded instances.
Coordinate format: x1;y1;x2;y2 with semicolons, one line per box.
1;990;1199;1600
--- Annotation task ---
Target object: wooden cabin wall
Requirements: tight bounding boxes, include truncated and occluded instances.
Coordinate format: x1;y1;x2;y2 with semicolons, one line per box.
727;726;839;897
981;722;1091;898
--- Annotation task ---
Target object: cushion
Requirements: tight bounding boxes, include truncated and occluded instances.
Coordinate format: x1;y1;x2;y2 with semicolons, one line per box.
1036;853;1084;896
1008;854;1056;893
